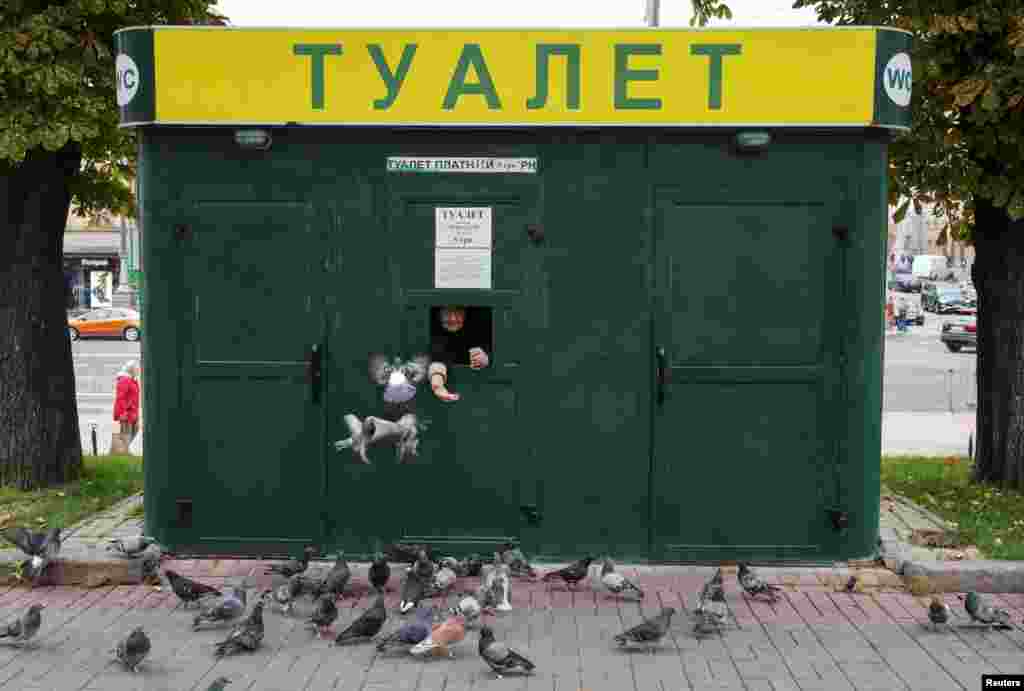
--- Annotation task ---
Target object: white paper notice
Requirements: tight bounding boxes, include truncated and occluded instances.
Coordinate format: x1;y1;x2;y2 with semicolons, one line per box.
435;249;492;289
435;207;493;289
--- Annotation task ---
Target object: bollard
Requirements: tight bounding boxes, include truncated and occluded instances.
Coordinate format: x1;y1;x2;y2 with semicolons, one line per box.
947;368;954;413
969;432;974;460
90;423;98;456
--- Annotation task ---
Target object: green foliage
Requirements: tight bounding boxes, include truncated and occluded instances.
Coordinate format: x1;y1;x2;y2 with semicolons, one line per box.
690;0;733;26
794;0;1024;240
0;0;224;215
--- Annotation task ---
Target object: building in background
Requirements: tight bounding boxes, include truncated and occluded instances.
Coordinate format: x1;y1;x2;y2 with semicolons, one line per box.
64;212;141;311
886;205;974;273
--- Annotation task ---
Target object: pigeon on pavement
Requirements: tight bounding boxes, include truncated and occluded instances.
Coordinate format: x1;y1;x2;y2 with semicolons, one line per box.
613;607;676;650
737;563;781;602
497;543;537;578
307;594;339;639
928;597;952;630
112;627;151;672
0;604;44;646
106;535;156;558
410;614;466;658
213;599;266;657
269;576;304;616
600;558;644;599
376;605;434;651
369;553;391;592
541;556;593;590
264;546;316;578
370;353;430;404
335;593;387;645
448;594;482;627
163;569;222;608
313;552;351;600
1;527;62;583
413;550;436;582
425;566;458;599
694;589;728;636
697;567;724;611
960;591;1013;629
206;677;232;691
478;626;535;678
478;563;512;612
193;587;247;630
400;566;427;614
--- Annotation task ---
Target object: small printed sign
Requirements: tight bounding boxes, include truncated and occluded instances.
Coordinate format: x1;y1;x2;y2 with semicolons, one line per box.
435;249;492;289
388;157;537;174
436;207;492;248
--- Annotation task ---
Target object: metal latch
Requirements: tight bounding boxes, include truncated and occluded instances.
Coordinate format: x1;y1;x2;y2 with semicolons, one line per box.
520;504;542;526
827;508;849;533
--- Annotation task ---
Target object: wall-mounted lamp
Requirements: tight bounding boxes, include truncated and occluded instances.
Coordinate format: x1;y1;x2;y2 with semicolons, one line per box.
234;129;272;151
733;130;772;153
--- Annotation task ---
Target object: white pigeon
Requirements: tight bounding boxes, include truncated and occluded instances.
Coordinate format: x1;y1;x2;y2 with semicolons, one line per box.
448;594;483;628
600;558;644;599
428;566;458;596
333;413;427;464
107;536;156;558
694;590;728;636
478;562;512;612
369;354;430;404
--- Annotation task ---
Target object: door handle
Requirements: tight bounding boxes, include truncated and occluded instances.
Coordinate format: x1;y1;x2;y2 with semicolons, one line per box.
308;344;322;404
656;346;669;405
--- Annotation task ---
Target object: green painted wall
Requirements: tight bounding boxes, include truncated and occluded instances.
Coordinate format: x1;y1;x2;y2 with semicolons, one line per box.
139;127;887;563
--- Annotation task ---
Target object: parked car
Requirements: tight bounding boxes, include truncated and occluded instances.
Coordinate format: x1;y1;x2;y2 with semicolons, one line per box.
68;308;141;342
888;291;925;326
922;284;973;313
892;272;921;293
940;316;976;352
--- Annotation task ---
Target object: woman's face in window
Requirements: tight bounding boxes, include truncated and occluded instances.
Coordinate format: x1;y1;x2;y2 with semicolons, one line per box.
441;306;466;333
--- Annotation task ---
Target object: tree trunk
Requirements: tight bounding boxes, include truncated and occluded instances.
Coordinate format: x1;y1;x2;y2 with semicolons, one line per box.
972;197;1024;490
0;144;83;490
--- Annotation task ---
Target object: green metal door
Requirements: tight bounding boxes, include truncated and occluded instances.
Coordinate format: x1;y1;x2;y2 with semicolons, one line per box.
180;201;327;553
651;192;842;562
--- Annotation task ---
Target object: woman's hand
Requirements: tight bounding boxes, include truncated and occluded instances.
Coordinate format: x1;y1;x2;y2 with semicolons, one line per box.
469;347;489;370
431;372;460;402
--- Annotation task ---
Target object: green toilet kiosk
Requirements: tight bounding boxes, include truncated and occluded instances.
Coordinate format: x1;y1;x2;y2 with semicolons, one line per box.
116;25;911;563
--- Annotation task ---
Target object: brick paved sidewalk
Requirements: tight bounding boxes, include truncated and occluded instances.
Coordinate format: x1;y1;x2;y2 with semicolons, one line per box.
1;561;1021;691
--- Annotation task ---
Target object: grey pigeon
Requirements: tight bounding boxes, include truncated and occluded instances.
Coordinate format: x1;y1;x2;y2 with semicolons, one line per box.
370;353;430;404
478;626;535;678
113;627;151;672
0;603;44;646
497;543;537;578
193;587;247;630
264;545;315;578
335;593;387;645
369;553;391;592
961;591;1013;629
425;566;458;599
540;556;593;590
613;607;676;650
928;597;952;630
334;414;428;464
376;605;434;651
737;563;781;602
600;558;644;599
307;595;339;639
477;563;512;612
213;600;265;657
313;552;351;600
106;535;156;558
269;576;304;616
163;569;222;608
385;543;434;564
697;567;724;610
694;589;728;636
447;594;483;627
1;527;62;583
400;567;426;614
206;677;232;691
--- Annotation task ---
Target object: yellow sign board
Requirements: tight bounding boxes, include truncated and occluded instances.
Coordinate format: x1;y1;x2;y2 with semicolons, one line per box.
115;27;912;129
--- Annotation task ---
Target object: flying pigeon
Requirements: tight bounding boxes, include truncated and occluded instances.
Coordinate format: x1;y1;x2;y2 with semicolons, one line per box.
960;591;1013;629
264;545;316;578
400;566;427;614
313;552;351;600
206;677;232;691
163;569;222;608
213;599;266;657
376;605;434;651
369;553;391;592
600;558;644;599
106;535;157;558
307;594;340;639
441;555;482;579
369;353;430;404
410;614;466;658
614;607;676;650
112;627;151;672
478;626;536;678
269;576;304;616
1;527;62;583
737;563;781;602
193;587;247;630
335;593;387;645
497;543;537;578
333;414;428;465
541;556;594;590
697;567;724;611
447;594;483;627
928;597;952;630
385;543;433;565
0;604;44;646
694;590;728;636
477;562;512;613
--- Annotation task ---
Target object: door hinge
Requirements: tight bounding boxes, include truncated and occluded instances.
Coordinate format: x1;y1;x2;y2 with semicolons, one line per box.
526;224;545;245
827;508;849;533
175;224;191;242
832;226;849;243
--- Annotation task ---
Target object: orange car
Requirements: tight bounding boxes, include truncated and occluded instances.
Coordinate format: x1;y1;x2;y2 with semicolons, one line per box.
68;308;141;342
